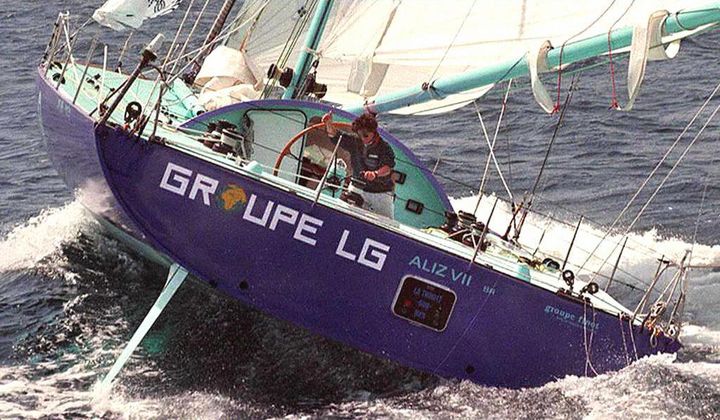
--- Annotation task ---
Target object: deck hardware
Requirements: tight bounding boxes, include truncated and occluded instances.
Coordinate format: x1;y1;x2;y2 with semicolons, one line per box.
469;196;497;269
72;37;98;104
391;170;406;185
605;236;628;291
98;34;164;127
561;216;583;272
579;282;599;295
562;270;575;290
405;199;424;214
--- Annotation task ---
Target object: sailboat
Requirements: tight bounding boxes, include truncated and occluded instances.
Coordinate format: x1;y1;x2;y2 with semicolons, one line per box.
36;0;720;389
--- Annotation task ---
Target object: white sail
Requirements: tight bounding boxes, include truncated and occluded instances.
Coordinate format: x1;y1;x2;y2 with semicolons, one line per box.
223;0;716;114
93;0;183;31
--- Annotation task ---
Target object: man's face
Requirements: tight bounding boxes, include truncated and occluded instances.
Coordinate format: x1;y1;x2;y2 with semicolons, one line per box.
357;129;375;145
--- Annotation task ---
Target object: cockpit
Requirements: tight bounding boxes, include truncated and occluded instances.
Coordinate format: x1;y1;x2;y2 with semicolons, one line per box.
180;100;453;229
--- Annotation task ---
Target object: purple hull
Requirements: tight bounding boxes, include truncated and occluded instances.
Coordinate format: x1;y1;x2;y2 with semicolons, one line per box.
37;66;680;388
37;68;151;246
93;122;679;388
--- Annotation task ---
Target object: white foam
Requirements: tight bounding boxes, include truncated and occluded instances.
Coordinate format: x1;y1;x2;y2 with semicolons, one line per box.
450;194;720;282
680;324;720;346
0;363;162;419
0;200;92;272
549;354;720;418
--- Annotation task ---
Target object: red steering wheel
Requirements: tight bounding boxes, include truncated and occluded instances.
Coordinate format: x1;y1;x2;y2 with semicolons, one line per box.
273;121;353;176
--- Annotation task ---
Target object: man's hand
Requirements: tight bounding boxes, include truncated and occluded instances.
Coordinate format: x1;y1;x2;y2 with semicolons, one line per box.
322;111;336;137
362;170;378;182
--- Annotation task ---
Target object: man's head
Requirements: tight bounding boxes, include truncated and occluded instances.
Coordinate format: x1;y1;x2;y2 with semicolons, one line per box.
352;113;378;145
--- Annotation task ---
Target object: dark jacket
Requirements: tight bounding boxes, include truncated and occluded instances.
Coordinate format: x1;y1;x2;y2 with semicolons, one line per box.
331;131;395;193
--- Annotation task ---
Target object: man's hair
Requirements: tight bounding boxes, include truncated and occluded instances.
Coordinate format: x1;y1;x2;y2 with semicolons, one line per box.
352;113;378;133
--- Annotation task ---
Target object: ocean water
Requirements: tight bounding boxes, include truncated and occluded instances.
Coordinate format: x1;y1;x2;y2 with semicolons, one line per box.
1;1;720;418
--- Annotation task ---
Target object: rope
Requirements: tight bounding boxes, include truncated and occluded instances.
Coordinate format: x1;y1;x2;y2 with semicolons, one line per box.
618;315;631;366
583;300;599;376
606;1;635;109
554;0;619;112
606;37;620;109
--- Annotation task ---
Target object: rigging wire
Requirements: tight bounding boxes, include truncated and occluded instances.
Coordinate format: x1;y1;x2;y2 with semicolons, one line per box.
162;0;196;70
689;176;710;266
504;123;514;197
162;4;273;86
473;79;515;212
588;97;720;283
530;75;578;200
553;0;618;111
426;0;479;84
169;0;212;75
663;179;711;329
578;78;720;275
512;74;579;241
606;0;636;109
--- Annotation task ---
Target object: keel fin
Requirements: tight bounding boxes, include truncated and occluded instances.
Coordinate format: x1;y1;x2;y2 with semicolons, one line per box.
98;263;188;391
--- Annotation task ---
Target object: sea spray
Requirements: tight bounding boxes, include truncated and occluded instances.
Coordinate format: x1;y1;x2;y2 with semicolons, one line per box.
0;200;91;272
450;194;720;283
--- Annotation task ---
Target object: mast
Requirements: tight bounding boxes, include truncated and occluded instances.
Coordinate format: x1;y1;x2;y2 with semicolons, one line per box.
282;0;334;99
346;5;720;114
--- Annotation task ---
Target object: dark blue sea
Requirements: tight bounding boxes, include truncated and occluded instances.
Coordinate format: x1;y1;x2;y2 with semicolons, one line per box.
1;1;720;418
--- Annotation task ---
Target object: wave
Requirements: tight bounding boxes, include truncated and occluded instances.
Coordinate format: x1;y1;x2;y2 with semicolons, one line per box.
450;194;720;280
0;201;92;273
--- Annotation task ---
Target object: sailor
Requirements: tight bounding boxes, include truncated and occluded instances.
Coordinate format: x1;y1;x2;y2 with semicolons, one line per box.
322;111;396;218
